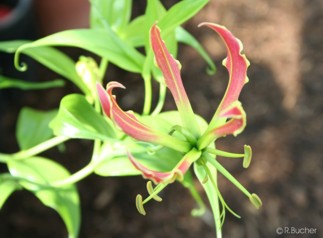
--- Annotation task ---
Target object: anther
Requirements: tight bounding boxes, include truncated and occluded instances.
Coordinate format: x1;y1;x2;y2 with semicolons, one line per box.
243;145;252;168
135;194;146;215
146;181;162;202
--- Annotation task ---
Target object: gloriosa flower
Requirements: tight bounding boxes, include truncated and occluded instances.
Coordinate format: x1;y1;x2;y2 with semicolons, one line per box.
97;22;261;216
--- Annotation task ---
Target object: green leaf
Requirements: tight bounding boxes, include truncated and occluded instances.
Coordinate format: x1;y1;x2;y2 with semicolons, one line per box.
15;29;145;73
175;27;216;74
95;139;183;177
50;94;115;140
159;0;209;33
0;40;90;95
22;46;90;94
121;15;146;47
0;174;21;209
94;155;140;177
16;107;58;150
145;0;167;27
0;75;64;90
90;0;132;33
8;157;80;238
143;0;209;84
142;0;167;82
0;40;30;53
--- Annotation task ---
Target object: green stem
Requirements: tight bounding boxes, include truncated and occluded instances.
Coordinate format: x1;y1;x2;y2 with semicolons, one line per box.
99;58;108;82
0;153;10;163
53;58;107;187
151;83;167;116
52;140;102;187
206;148;244;158
204;163;222;238
142;74;152;115
52;160;99;187
13;136;68;160
91;139;102;160
1;174;40;187
206;155;251;198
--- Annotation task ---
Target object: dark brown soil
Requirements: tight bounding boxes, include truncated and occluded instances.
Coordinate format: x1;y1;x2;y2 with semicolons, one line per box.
0;0;322;237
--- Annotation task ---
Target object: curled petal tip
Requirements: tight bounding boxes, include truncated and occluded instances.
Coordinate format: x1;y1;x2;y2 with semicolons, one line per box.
106;81;126;92
97;81;127;118
198;22;225;29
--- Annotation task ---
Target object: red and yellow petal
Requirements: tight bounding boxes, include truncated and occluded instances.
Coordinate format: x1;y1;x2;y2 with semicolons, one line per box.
199;23;249;128
128;149;201;184
214;103;246;137
97;82;191;153
198;102;246;149
150;24;200;136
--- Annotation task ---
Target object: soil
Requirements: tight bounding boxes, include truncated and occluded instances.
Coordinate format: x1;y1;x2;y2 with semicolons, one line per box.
0;0;322;237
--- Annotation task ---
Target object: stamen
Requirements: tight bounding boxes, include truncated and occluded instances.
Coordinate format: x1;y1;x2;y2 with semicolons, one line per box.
206;146;252;168
243;145;252;168
206;147;244;158
135;183;168;216
205;154;262;209
146;181;163;202
204;163;241;223
249;193;262;209
135;194;146;215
